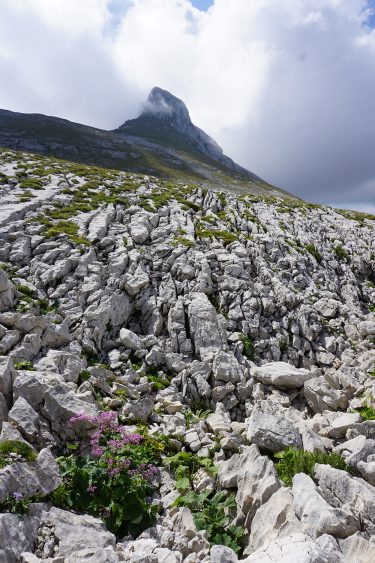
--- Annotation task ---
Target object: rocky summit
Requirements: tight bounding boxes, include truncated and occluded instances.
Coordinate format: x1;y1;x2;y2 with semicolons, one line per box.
0;146;374;563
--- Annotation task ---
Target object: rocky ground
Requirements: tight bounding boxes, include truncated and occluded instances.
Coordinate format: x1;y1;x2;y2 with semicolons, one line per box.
0;148;374;562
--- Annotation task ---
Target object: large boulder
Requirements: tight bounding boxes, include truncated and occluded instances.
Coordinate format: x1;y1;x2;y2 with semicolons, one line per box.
248;487;301;553
0;448;62;503
292;473;359;538
246;411;302;452
187;293;226;361
252;362;313;389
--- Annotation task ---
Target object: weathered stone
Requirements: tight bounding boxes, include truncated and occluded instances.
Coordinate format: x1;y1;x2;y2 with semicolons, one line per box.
0;448;62;503
292;472;359;538
246;411;302;452
252;362;313;389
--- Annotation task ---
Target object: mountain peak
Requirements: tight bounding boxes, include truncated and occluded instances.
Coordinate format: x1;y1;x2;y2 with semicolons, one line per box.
142;87;191;124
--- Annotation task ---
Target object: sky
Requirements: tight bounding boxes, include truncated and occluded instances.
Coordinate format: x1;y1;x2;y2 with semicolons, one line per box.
0;0;374;211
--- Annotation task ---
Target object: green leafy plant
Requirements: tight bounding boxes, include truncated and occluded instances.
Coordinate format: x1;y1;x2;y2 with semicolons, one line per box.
1;492;31;514
0;440;37;468
241;334;256;361
52;411;165;537
174;490;244;555
279;338;289;353
164;452;216;492
274;448;349;486
146;366;171;391
185;408;212;429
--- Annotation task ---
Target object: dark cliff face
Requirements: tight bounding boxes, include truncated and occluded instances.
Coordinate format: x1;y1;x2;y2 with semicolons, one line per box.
117;87;260;178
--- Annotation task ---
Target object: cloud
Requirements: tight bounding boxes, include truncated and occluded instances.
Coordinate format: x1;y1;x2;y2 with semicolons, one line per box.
0;0;374;208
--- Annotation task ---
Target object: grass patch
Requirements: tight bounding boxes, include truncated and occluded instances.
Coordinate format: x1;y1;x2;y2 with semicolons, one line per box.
274;448;349;486
0;440;37;468
355;406;375;421
14;360;35;370
334;245;350;262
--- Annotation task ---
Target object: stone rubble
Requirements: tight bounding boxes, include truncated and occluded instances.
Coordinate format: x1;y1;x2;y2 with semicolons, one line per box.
0;149;374;561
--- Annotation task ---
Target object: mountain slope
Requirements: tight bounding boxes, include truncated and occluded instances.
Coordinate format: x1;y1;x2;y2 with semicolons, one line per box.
0;88;290;198
0;148;375;561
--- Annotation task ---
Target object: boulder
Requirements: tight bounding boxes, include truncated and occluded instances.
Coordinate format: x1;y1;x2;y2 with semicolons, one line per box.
252;362;313;389
0;448;62;503
292;472;359;538
246;411;302;452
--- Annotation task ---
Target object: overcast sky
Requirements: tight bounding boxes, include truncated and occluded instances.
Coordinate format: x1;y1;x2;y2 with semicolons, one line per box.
0;0;375;210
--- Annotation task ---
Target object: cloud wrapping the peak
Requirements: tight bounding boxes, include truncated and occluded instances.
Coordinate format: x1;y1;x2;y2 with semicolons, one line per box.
0;0;374;207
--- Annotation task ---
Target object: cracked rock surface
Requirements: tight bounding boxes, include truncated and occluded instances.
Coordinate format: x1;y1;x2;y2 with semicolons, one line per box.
0;148;374;562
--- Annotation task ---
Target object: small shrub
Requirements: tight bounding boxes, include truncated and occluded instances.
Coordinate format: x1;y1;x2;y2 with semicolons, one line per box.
77;370;91;386
145;366;171;391
274;448;349;486
165;452;216;492
15;284;34;297
279;338;289;353
174;490;244;555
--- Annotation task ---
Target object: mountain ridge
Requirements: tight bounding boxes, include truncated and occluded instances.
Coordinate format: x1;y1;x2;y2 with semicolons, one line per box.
0;87;291;198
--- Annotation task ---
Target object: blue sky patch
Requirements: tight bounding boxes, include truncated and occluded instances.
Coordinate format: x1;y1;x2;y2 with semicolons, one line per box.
191;0;213;12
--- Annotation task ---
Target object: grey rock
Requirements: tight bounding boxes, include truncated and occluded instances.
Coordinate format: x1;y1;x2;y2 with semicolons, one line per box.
246;411;302;452
252;361;313;389
0;513;39;563
292;472;359;538
304;376;349;413
210;545;238;563
0;448;62;503
242;533;329;563
248;487;301;553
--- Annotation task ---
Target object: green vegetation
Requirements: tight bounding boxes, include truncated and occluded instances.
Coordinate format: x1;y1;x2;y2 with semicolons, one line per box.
43;220;90;246
240;334;256;361
165;452;216;493
274;448;349;486
19;177;46;190
1;493;31;515
0;440;37;468
334;245;350;262
15;283;34;297
174;491;244;555
335;208;375;225
52;412;166;538
355;406;375;421
14;360;35;371
172;236;195;248
305;243;322;263
279;338;289;353
77;370;91;386
146;366;172;391
185;407;212;429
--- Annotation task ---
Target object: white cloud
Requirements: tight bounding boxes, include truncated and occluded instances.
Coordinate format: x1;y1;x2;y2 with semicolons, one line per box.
0;0;374;208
